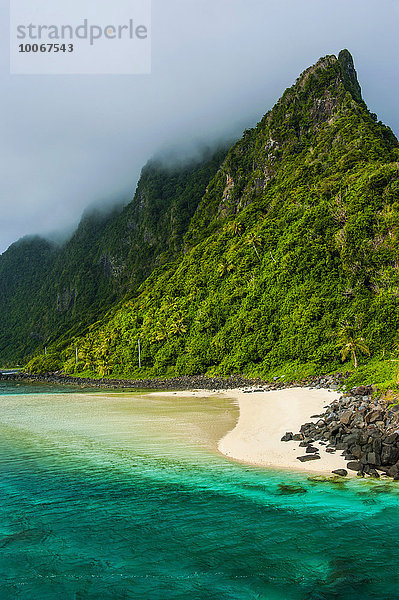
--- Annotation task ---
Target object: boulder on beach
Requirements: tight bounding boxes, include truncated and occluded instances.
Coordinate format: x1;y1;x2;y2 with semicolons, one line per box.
332;469;348;477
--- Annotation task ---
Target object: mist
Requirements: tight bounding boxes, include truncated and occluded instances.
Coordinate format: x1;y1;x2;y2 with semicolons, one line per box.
1;0;398;253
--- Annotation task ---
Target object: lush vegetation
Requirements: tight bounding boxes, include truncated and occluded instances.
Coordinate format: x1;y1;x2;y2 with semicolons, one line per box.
7;51;399;390
0;148;227;363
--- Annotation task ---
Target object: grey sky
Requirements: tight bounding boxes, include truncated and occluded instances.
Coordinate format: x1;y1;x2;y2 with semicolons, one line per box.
1;0;398;253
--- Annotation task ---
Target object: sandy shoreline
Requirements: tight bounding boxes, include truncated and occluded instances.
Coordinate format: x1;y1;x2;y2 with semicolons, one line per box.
149;387;352;475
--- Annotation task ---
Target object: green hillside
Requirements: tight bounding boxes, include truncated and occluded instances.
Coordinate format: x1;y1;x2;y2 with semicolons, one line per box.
22;51;399;386
0;236;57;360
0;149;226;363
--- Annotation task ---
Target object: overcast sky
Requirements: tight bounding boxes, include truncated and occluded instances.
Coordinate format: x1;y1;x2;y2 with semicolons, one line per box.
1;0;398;253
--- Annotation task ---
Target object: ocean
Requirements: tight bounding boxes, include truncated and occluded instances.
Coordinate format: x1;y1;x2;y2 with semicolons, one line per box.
0;380;398;599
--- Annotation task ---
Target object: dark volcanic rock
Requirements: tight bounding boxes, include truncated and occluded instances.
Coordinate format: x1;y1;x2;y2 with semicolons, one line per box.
385;433;398;445
2;370;348;393
332;469;348;477
289;386;399;478
351;445;362;459
368;469;380;478
367;409;383;424
381;445;399;465
0;372;276;392
340;410;353;425
350;386;373;396
347;461;362;472
297;455;321;462
387;462;399;478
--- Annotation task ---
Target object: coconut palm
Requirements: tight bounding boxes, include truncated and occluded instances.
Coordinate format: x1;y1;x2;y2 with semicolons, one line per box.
337;323;370;369
230;222;244;236
80;337;95;371
393;338;399;355
246;233;263;261
217;260;235;277
153;323;168;342
170;315;187;337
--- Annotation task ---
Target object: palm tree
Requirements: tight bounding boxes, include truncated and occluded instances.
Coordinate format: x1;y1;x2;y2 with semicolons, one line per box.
153;323;168;342
80;337;95;371
97;360;110;378
246;233;263;261
94;334;114;376
230;222;244;236
170;316;187;336
338;323;370;369
217;260;235;277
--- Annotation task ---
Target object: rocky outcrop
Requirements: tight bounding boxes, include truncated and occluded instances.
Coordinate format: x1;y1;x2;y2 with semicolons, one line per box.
0;372;267;390
338;49;363;103
56;288;76;313
283;386;399;478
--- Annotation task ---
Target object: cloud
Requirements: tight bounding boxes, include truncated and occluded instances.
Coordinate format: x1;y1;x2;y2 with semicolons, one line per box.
0;0;398;253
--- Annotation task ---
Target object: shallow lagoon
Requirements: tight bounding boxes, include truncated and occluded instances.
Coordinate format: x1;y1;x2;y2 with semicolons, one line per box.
0;381;398;599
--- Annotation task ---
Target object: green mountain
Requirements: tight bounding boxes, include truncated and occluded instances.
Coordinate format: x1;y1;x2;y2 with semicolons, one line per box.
12;51;399;384
0;149;227;364
0;236;57;361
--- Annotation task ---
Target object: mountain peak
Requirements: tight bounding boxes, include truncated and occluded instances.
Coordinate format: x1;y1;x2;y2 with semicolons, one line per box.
185;50;398;245
295;50;362;104
296;53;337;87
338;49;362;102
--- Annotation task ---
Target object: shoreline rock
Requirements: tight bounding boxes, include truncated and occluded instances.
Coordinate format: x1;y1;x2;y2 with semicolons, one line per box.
0;371;349;392
282;385;399;478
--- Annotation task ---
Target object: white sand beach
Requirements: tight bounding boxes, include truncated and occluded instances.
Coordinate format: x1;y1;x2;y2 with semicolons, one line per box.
149;387;351;475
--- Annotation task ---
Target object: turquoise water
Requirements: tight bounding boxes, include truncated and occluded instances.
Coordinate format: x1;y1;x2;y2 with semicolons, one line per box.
0;382;399;599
